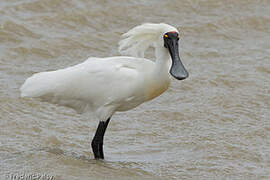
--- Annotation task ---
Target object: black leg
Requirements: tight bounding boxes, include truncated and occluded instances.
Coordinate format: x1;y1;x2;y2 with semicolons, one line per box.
91;117;111;159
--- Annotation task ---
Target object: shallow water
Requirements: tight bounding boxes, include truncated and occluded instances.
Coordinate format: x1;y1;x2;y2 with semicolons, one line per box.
0;0;269;179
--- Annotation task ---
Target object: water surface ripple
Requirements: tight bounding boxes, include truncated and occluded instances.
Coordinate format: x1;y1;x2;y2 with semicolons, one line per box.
0;0;269;179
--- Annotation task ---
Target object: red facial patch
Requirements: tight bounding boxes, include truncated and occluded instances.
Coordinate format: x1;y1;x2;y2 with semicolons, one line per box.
168;31;177;33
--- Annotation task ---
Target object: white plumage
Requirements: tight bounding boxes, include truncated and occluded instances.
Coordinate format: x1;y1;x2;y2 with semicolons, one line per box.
119;23;177;57
20;23;181;121
21;57;154;121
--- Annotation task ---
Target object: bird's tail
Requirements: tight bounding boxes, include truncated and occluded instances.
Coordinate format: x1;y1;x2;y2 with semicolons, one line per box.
20;71;56;98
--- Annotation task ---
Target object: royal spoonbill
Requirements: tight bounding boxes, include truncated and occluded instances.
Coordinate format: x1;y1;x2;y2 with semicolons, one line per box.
20;23;189;159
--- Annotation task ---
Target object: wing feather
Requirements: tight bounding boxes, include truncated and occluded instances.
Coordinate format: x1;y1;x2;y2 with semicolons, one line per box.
20;57;142;113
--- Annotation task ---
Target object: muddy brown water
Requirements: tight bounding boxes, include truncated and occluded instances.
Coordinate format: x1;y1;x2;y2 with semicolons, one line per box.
0;0;269;179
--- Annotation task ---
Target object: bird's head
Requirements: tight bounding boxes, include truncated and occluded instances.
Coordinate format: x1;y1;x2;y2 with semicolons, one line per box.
119;23;189;80
163;30;189;80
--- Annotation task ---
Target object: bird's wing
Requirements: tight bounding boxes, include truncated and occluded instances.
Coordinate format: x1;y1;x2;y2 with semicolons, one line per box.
20;57;143;113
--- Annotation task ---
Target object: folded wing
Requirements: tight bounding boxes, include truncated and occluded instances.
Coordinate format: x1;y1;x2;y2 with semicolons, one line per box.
20;57;142;114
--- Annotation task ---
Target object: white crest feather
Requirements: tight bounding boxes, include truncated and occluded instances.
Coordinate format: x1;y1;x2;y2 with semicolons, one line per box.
118;23;178;58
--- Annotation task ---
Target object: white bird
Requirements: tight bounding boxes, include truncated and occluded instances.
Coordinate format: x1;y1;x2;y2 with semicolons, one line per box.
20;23;189;159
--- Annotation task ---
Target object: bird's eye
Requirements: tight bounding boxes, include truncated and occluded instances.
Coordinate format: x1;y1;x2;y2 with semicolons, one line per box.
164;34;168;38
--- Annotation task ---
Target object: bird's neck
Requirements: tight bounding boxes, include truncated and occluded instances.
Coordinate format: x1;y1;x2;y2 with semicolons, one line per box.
145;47;171;101
153;46;171;76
